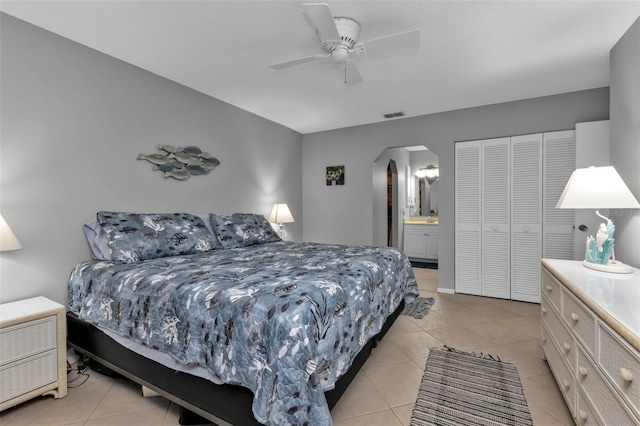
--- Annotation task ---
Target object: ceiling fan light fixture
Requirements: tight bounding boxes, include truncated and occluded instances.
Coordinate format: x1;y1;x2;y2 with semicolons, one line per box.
331;46;349;63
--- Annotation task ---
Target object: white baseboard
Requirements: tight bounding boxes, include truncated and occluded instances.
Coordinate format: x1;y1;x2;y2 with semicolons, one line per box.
437;287;455;294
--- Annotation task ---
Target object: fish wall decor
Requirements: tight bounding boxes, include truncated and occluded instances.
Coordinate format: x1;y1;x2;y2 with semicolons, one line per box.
137;145;220;180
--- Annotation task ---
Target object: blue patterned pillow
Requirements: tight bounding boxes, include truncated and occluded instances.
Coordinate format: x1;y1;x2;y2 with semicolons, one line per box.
209;213;281;248
97;212;220;263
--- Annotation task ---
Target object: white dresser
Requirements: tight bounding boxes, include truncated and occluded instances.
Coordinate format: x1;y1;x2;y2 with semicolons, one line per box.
541;259;640;425
0;297;67;411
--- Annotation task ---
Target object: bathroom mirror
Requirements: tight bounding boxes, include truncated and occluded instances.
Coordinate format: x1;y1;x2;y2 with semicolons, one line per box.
418;177;439;216
410;147;440;216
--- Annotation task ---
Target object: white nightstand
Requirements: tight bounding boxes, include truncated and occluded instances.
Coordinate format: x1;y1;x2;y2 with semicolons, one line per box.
0;296;67;411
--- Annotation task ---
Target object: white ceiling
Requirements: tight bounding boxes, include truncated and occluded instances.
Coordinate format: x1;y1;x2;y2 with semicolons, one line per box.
2;1;639;134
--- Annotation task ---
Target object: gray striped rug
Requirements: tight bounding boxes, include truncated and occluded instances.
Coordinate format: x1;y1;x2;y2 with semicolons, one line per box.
411;347;533;426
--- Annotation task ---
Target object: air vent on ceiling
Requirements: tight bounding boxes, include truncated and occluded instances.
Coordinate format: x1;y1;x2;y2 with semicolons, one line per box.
383;111;406;119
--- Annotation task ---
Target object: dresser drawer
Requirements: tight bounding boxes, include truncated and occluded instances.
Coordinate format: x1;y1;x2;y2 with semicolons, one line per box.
577;345;638;425
0;317;56;366
541;270;562;312
542;297;575;368
598;323;640;414
562;289;596;357
542;324;575;416
576;388;603;426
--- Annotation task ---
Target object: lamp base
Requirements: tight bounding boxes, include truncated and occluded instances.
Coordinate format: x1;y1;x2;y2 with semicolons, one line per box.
582;259;633;274
276;224;287;240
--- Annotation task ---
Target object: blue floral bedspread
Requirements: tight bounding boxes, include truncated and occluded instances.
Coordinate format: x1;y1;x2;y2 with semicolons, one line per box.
68;241;418;425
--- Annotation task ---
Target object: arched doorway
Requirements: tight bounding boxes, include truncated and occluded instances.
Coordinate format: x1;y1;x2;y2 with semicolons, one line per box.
387;160;397;247
372;146;439;254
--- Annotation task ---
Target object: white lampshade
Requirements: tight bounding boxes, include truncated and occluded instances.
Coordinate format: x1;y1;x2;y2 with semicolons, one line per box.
0;214;23;251
556;166;640;209
268;204;295;224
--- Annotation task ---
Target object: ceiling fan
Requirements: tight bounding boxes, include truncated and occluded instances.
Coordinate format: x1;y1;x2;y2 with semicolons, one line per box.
269;3;420;86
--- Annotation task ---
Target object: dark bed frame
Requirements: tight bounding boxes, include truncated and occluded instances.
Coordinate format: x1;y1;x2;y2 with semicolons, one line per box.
66;300;404;426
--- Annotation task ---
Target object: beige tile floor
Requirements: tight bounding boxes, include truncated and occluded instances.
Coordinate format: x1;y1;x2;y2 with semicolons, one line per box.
1;267;574;426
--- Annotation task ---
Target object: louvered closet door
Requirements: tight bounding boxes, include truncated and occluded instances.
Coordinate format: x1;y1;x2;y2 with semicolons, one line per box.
511;134;542;302
455;140;481;295
481;138;510;299
543;130;575;259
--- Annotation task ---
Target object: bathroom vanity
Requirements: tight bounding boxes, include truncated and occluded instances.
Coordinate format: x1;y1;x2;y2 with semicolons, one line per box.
403;217;438;261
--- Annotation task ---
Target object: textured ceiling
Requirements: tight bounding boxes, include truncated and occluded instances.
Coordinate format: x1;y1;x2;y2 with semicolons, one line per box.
2;1;639;134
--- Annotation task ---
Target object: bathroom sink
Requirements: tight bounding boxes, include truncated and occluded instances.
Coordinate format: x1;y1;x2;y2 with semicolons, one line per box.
404;217;438;225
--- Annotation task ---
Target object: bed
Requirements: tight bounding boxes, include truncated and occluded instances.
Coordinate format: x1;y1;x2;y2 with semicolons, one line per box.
67;212;418;425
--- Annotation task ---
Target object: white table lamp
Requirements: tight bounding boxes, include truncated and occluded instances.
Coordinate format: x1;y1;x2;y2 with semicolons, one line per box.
556;166;640;273
268;203;295;239
0;214;23;251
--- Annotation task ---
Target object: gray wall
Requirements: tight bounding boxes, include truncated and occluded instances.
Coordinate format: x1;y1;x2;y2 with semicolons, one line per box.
0;14;302;305
610;17;640;268
302;89;610;292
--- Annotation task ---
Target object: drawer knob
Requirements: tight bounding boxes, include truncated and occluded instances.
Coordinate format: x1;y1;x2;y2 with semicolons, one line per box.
562;379;571;390
579;410;588;421
563;342;571;352
579;366;588;377
619;367;633;382
545;285;553;292
541;307;547;314
571;312;579;322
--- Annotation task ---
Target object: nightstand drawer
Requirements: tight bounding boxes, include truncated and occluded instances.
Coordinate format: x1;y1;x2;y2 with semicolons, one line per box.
0;317;56;366
598;323;640;414
562;290;596;356
0;350;57;403
577;345;638;425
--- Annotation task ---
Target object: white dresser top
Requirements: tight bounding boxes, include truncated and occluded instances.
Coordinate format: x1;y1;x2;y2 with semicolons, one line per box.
542;258;640;350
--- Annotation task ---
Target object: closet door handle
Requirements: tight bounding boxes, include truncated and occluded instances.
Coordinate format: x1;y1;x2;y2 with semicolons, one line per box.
571;312;579;322
541;307;547;314
545;285;553;292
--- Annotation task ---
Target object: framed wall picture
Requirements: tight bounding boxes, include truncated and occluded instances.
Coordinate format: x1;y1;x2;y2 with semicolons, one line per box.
326;166;345;186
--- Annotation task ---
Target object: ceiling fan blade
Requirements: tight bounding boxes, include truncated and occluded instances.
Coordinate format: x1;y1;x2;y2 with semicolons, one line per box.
362;30;420;55
344;62;363;87
269;54;329;70
303;3;340;42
